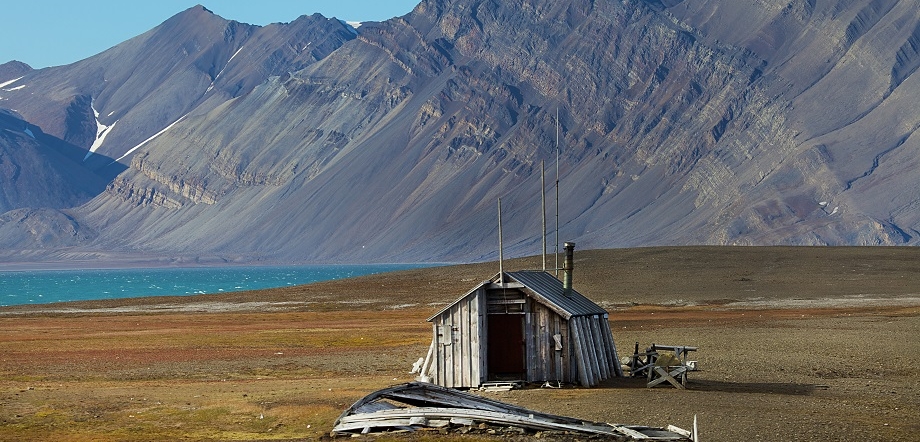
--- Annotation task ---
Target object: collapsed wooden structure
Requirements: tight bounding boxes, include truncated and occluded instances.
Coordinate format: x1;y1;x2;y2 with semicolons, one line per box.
417;248;623;387
331;382;693;440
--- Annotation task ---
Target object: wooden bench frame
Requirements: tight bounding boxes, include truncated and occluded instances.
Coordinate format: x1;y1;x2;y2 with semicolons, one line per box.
627;343;698;389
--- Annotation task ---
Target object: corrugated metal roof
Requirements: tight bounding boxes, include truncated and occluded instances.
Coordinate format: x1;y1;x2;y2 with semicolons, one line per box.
503;271;608;319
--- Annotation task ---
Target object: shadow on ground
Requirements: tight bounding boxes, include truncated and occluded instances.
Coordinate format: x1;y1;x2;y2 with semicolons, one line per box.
596;376;819;395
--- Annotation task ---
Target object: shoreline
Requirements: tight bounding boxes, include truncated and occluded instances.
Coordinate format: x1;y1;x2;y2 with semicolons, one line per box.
0;263;437;310
3;245;919;315
3;293;919;316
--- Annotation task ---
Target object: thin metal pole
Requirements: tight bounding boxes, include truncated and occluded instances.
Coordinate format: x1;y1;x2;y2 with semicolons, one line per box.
541;160;546;272
498;198;504;284
554;107;560;277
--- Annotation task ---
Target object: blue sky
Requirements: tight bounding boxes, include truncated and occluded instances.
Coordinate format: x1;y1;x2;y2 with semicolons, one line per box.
0;1;421;69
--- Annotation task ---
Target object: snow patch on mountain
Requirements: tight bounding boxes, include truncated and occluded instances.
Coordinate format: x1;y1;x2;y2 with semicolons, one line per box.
0;76;23;89
84;102;118;161
114;113;188;163
207;46;246;93
227;46;244;64
338;19;361;35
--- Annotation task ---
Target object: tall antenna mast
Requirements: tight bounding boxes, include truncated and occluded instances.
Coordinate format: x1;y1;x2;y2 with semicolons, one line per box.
541;160;546;271
554;107;560;277
498;198;504;284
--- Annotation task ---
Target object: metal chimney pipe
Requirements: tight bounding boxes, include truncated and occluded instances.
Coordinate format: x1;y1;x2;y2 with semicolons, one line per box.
563;242;575;296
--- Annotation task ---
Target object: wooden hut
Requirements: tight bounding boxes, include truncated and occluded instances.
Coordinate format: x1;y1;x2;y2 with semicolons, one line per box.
418;245;623;388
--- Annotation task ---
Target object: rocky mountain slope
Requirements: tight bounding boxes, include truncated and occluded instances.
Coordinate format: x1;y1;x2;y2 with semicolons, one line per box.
0;0;917;264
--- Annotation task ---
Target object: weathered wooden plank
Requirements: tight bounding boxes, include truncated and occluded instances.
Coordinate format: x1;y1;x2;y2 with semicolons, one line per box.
354;400;398;414
586;317;602;381
477;289;487;386
647;366;688;389
450;417;474;426
587;318;600;380
584;318;600;385
652;344;699;353
524;309;536;382
574;318;596;385
433;319;442;386
487;299;527;305
666;424;692;438
333;418;409;432
615;425;653;439
552;315;564;382
465;296;474;387
545;307;554;380
336;407;620;436
484;282;525;289
598;315;614;374
333;382;525;429
456;303;465;388
558;317;570;382
590;316;609;380
334;382;688;441
470;289;481;387
333;417;449;433
527;300;543;382
565;318;573;382
419;338;435;381
569;317;591;386
444;307;455;387
537;306;548;381
382;386;537;414
451;303;462;387
460;296;471;387
433;320;444;386
455;299;464;387
442;315;452;387
527;308;537;382
603;316;618;377
603;314;624;377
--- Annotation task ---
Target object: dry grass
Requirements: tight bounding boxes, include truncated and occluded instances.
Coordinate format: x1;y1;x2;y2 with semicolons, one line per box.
0;309;430;441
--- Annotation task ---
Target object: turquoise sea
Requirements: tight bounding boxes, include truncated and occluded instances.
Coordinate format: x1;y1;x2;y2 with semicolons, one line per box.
0;264;429;307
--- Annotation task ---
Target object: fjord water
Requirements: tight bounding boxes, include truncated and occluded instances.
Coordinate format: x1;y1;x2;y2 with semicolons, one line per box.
0;264;427;307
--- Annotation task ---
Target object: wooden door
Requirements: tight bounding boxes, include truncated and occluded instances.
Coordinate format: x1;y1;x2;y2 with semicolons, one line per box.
487;314;525;379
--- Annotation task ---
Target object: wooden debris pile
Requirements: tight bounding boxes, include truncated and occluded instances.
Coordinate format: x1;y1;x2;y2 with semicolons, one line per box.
331;382;693;440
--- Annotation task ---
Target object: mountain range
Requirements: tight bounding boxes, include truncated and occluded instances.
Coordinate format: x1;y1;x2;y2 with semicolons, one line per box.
1;0;918;265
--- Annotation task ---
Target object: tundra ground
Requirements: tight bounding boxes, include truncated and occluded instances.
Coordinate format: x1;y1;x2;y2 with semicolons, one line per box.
2;246;918;441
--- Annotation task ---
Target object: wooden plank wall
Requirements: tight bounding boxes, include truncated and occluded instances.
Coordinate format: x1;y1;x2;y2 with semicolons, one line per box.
431;288;485;388
503;301;622;387
525;302;569;384
570;316;591;386
429;289;622;388
567;315;622;386
474;288;485;384
603;313;624;377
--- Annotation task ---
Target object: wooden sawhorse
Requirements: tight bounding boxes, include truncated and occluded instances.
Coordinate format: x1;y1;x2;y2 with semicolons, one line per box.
629;344;697;389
